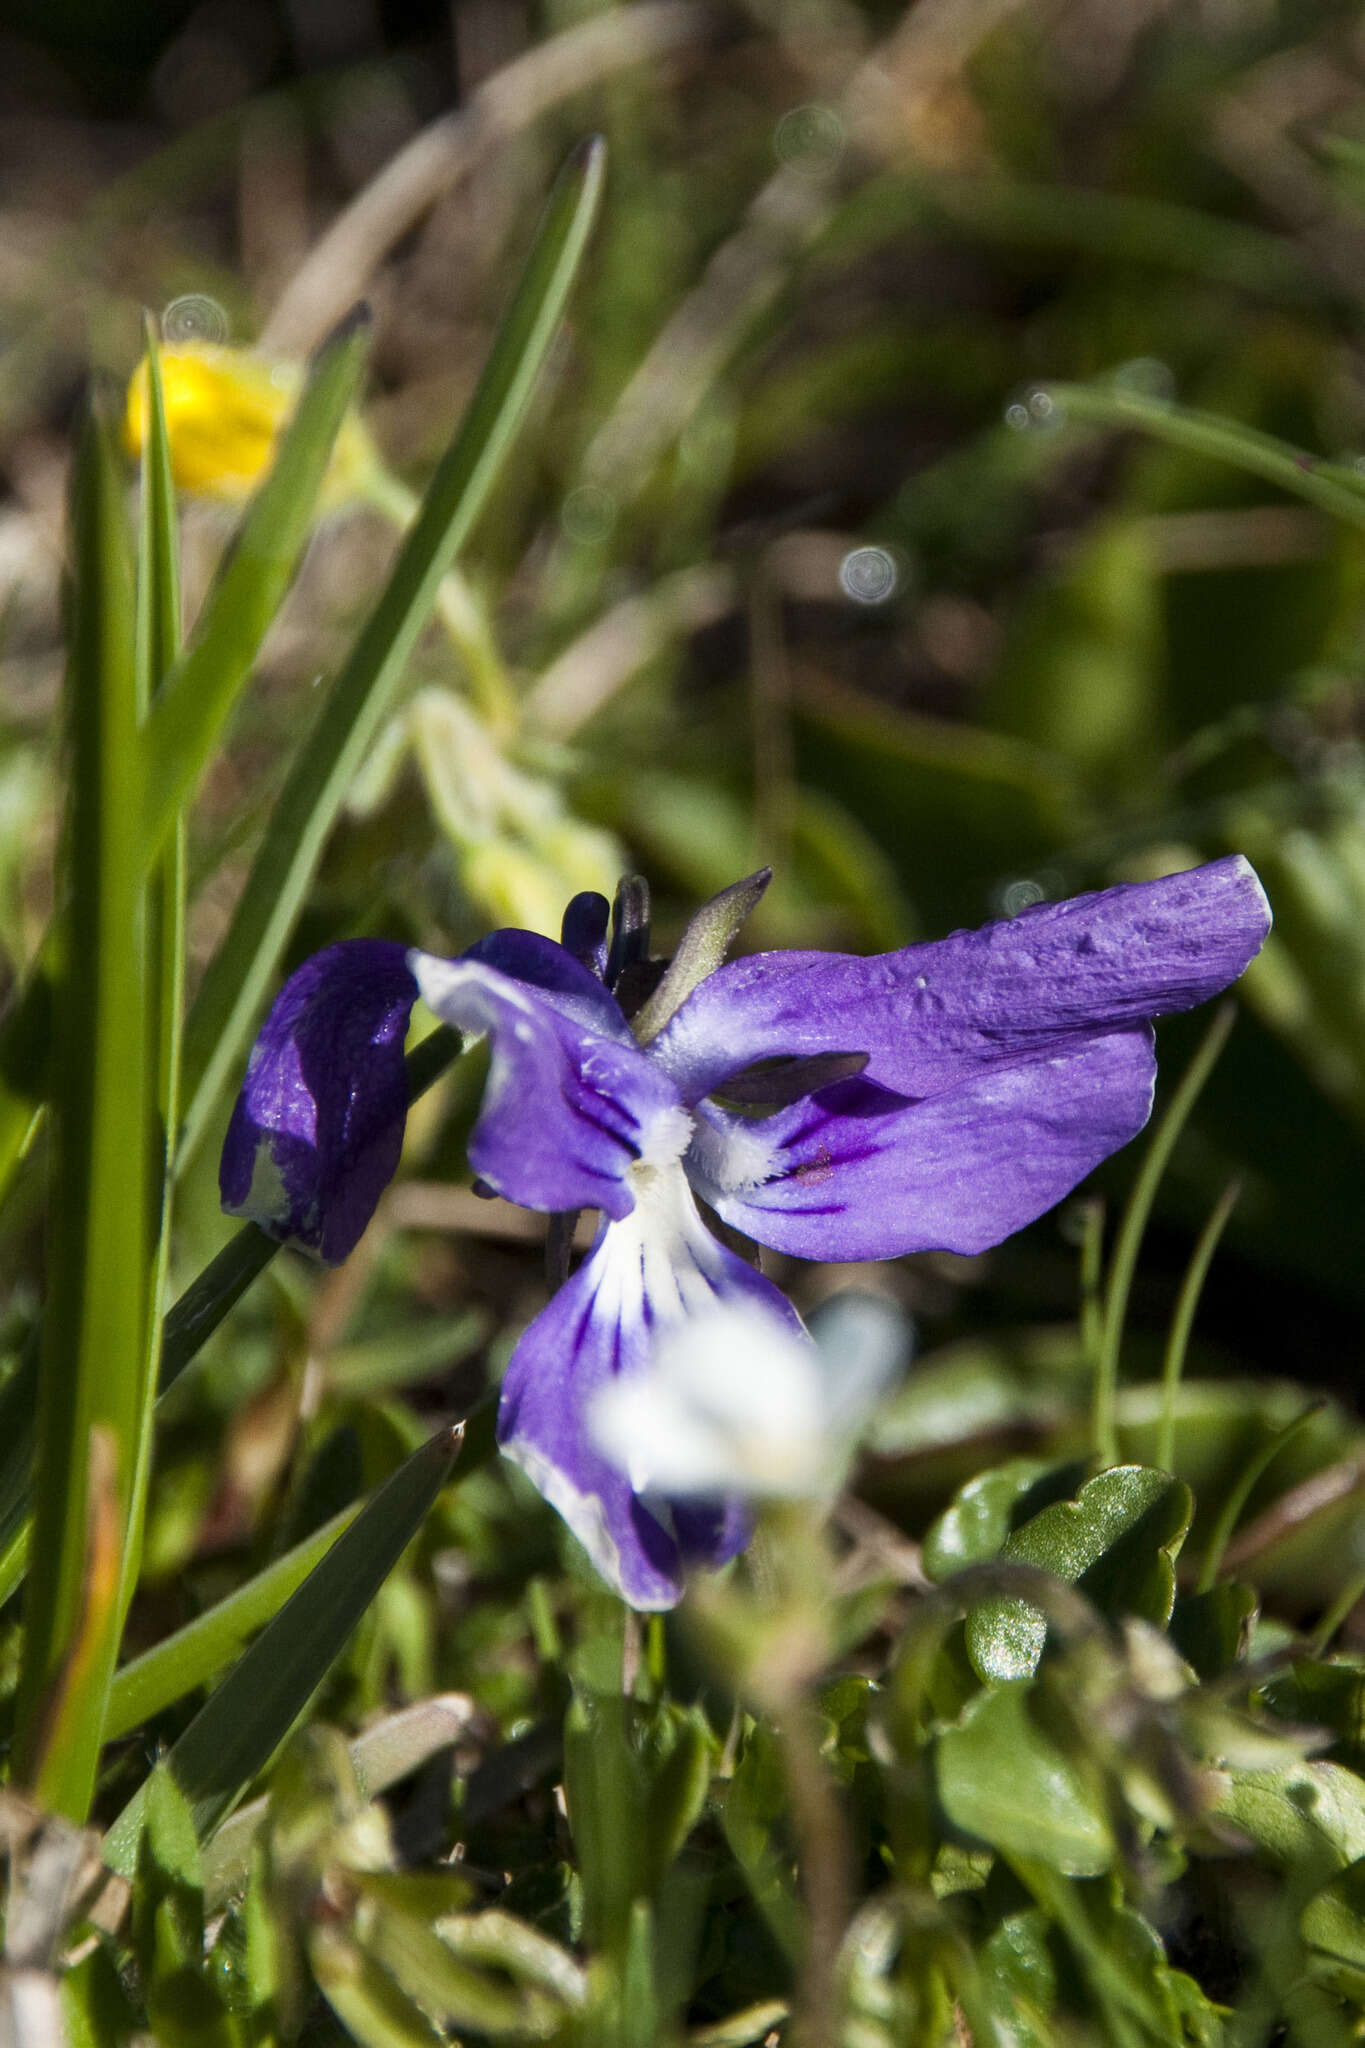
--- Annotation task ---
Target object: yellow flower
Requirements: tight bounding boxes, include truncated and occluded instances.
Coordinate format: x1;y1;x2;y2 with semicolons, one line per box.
123;342;376;508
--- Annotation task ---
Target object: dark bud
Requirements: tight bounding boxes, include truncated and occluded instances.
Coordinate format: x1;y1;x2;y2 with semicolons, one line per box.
606;874;651;989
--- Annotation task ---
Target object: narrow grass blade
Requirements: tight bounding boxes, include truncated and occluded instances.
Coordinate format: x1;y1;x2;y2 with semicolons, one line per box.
121;323;186;1639
158;1223;280;1395
1196;1403;1325;1594
134;320;183;714
1092;1002;1236;1467
1046;381;1365;533
1310;1557;1365;1653
103;1422;463;1867
103;1502;360;1739
13;401;153;1820
0;1025;468;1628
175;138;606;1170
204;1696;479;1908
0;325;367;1206
0;1330;39;1576
1155;1179;1241;1474
139;313;372;864
0;934;57;1210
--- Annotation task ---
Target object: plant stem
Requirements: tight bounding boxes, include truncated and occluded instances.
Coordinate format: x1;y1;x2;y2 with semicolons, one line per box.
1093;1002;1235;1466
1156;1179;1241;1474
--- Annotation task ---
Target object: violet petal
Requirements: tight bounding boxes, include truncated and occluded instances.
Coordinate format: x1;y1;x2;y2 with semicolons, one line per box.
464;927;633;1040
497;1167;799;1607
409;951;687;1219
220;939;419;1264
652;856;1270;1105
687;1027;1156;1259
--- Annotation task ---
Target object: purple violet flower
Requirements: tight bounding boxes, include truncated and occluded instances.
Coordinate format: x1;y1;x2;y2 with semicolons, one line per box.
221;856;1270;1608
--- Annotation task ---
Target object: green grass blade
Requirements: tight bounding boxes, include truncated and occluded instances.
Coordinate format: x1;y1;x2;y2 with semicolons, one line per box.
134;318;183;714
158;1223;282;1394
103;1423;464;1868
1046;380;1365;532
0;935;57;1210
1155;1179;1241;1474
139;314;371;864
175;138;606;1170
0;325;367;1210
123;323;186;1640
12;400;153;1820
1196;1403;1325;1595
0;1024;467;1627
103;1502;359;1740
1092;1001;1236;1468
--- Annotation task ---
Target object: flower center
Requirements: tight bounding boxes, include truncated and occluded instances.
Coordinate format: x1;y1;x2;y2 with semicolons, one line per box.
628;1103;694;1191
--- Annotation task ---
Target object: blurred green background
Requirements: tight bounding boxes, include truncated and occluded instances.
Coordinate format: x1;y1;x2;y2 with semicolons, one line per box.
5;0;1365;1482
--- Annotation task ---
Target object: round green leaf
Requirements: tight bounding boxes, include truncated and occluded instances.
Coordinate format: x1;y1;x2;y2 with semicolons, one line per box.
923;1458;1092;1579
934;1681;1114;1876
965;1465;1192;1682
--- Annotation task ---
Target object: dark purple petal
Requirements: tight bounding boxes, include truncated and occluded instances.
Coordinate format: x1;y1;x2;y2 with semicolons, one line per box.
464;926;631;1040
497;1172;799;1608
671;1497;751;1569
687;1027;1156;1259
220;940;419;1264
559;891;611;981
409;951;687;1219
652;856;1270;1105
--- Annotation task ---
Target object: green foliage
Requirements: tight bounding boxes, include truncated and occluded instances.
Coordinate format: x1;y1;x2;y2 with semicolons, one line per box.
13;5;1365;2041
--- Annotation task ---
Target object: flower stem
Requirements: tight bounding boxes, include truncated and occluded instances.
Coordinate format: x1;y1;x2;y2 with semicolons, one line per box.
777;1701;851;2048
1093;1001;1235;1466
1156;1178;1241;1474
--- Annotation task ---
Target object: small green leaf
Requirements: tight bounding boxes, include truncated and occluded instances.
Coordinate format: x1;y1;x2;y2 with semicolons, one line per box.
205;1695;480;1909
1303;1856;1365;1972
104;1424;462;1869
935;1681;1114;1876
563;1689;645;1952
1261;1659;1365;1773
355;1880;534;2035
437;1911;586;2010
1168;1583;1258;1682
965;1465;1192;1683
641;1705;712;1891
923;1458;1091;1579
309;1924;446;2048
1214;1761;1365;1889
721;1720;801;1962
633;869;771;1042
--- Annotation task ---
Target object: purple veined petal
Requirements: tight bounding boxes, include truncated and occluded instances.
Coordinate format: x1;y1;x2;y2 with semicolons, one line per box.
464;926;631;1041
497;1164;798;1608
651;856;1270;1105
220;940;419;1264
409;950;688;1219
686;1026;1157;1260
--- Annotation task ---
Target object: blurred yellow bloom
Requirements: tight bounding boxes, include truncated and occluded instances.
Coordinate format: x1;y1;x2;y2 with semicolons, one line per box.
123;342;376;507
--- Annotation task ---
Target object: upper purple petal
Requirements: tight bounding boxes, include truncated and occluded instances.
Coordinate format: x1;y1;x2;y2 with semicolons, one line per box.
651;856;1270;1104
687;1027;1156;1260
409;950;686;1219
463;927;631;1041
497;1176;798;1608
220;939;419;1264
